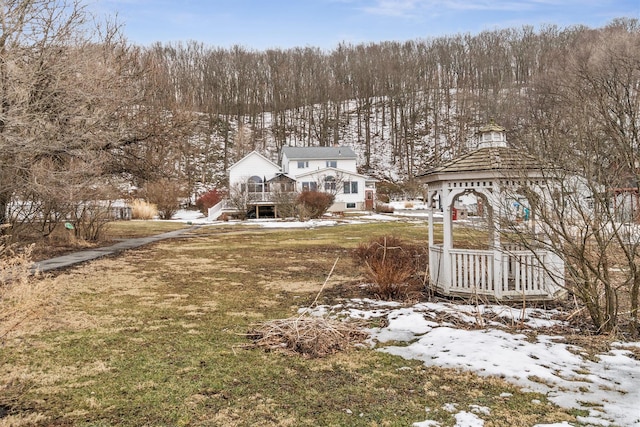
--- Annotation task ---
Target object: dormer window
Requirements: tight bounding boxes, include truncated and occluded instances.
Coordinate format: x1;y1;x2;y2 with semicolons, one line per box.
297;161;309;168
326;161;337;168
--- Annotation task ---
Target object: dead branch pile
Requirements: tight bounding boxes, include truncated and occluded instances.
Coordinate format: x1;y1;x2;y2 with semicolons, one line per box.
246;316;369;358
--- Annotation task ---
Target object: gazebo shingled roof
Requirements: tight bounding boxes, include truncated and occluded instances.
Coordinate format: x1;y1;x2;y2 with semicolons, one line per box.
421;146;542;176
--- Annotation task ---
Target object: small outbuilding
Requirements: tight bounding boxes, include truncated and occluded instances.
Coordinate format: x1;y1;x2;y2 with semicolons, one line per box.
418;122;565;301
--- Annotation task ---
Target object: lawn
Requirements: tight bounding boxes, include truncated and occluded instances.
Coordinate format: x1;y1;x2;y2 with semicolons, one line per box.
1;221;578;426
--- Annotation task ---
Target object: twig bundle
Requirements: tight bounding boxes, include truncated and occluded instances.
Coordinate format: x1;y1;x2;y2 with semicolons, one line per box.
246;316;368;358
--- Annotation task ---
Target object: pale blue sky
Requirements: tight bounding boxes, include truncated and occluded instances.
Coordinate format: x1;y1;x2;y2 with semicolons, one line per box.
89;0;640;50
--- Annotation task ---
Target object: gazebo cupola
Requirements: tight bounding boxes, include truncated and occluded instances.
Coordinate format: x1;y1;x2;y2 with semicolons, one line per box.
418;121;565;301
478;120;507;149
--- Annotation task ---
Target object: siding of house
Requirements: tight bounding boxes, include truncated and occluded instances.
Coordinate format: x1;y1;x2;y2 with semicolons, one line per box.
286;158;357;175
295;168;372;211
228;152;280;189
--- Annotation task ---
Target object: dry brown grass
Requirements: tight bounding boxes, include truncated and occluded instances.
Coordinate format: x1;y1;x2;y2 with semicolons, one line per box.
245;316;368;358
1;233;57;342
0;223;581;426
0;239;33;290
130;199;158;220
245;257;369;358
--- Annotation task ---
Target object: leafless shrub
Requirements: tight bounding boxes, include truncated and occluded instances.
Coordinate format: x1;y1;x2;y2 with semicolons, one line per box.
352;235;428;300
296;191;335;219
144;179;185;220
271;189;298;219
375;202;395;214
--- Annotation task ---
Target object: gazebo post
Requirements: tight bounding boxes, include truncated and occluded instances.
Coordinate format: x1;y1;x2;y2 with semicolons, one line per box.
490;194;504;298
427;188;440;292
428;189;437;248
441;190;456;294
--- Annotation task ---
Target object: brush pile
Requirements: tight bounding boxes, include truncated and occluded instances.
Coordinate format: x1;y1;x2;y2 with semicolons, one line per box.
246;315;369;358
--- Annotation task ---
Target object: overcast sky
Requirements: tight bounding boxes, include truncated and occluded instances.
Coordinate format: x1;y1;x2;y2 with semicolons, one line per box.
89;0;640;50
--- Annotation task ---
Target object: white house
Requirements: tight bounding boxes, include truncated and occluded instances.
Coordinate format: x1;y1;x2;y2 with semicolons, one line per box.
209;146;376;219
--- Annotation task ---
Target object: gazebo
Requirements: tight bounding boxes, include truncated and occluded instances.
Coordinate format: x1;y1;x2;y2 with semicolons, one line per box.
419;122;565;301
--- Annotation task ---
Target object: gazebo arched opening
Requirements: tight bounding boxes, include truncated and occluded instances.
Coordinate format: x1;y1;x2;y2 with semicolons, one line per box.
420;122;565;301
449;189;493;250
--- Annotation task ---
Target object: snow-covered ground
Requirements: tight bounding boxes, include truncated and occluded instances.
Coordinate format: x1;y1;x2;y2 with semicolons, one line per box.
166;206;640;426
168;200;435;225
309;299;640;427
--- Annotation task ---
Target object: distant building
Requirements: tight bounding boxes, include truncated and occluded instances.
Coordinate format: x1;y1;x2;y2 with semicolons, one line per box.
210;146;377;219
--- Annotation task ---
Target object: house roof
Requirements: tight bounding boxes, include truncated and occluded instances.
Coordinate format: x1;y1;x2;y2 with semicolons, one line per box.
418;147;544;182
227;150;279;172
266;173;296;182
281;146;356;161
295;166;377;181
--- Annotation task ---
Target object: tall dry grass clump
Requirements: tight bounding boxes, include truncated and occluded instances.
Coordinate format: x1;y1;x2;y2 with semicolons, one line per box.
1;229;63;417
246;316;368;358
0;228;33;291
352;235;428;300
130;199;158;220
0;228;54;342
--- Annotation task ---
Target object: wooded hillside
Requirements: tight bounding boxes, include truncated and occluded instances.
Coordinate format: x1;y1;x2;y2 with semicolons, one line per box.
143;18;639;190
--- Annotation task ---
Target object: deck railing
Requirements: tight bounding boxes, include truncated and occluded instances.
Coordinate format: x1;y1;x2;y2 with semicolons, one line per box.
208;192;300;220
429;244;564;300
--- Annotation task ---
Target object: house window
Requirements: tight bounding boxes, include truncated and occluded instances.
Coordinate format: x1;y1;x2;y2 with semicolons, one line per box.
324;175;336;191
302;181;318;192
247;176;263;193
297;161;309;168
343;181;358;194
346;202;356;209
326;161;337;168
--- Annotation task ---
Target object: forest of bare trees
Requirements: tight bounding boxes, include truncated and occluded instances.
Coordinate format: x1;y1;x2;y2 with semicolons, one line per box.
139;18;638;191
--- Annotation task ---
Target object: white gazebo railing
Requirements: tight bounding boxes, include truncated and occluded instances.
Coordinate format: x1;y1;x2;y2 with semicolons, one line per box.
429;244;564;300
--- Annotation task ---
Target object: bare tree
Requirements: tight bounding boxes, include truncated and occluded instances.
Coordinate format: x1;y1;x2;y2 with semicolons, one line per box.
0;0;146;239
504;24;640;336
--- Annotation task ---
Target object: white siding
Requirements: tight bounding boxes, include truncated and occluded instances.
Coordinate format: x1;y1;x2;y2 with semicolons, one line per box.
287;159;357;176
229;153;280;189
